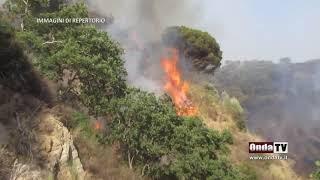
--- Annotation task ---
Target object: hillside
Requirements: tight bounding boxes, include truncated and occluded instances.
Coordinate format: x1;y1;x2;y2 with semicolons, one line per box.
188;81;300;180
0;1;313;180
0;7;142;180
213;60;320;175
0;17;85;179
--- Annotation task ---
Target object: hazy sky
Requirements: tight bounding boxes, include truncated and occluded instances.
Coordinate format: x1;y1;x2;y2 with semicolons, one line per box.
1;0;319;61
196;0;320;61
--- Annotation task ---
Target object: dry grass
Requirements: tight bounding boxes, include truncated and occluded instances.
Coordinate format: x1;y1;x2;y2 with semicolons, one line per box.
73;132;145;180
229;131;301;180
189;83;303;180
50;103;145;179
189;84;238;132
0;146;15;179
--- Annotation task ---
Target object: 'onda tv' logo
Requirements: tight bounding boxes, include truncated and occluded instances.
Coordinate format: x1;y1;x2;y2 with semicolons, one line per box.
249;142;288;153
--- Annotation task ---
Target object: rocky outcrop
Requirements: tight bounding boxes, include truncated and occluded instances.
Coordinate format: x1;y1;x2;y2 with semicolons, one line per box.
10;111;85;180
10;160;47;180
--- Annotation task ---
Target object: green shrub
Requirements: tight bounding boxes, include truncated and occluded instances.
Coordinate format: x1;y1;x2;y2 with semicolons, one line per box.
222;92;246;130
311;161;320;180
71;112;94;138
236;163;258;180
107;88;242;179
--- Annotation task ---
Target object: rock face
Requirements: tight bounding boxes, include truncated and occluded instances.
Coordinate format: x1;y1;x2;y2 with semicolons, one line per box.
10;160;47;180
36;113;84;176
10;111;85;180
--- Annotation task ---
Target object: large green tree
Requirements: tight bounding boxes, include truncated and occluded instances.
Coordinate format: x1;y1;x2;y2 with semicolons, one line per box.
163;26;223;73
8;3;127;116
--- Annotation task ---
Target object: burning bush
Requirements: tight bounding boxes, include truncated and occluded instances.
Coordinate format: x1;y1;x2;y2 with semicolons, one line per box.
107;88;242;179
162;26;222;73
161;48;198;116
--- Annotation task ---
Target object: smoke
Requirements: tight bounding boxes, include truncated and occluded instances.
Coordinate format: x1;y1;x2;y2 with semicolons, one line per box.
213;60;320;174
87;1;320;173
87;0;202;39
86;0;203;93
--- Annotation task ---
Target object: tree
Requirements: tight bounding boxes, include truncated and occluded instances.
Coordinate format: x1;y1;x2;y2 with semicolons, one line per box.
43;25;127;115
4;0;64;15
12;3;127;116
108;88;240;179
162;26;223;73
4;0;51;30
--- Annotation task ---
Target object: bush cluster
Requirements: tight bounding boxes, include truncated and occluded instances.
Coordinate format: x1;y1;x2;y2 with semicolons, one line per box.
107;89;239;179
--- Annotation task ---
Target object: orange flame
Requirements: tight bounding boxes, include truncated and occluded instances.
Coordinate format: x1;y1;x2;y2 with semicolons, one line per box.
161;48;198;116
94;121;102;131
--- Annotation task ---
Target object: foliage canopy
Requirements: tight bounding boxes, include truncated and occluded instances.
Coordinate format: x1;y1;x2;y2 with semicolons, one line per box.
11;3;127;116
163;26;222;73
108;88;242;179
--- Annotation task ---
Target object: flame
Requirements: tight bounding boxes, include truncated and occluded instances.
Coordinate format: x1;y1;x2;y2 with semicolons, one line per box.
161;48;198;116
94;120;102;131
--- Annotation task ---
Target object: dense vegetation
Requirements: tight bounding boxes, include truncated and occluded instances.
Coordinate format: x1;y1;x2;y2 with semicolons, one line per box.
11;3;127;116
107;88;238;179
163;26;222;73
1;1;254;179
311;161;320;180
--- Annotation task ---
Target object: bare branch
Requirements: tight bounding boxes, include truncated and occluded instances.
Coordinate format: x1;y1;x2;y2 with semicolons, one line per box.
128;151;135;169
42;41;63;45
22;0;28;5
141;164;150;176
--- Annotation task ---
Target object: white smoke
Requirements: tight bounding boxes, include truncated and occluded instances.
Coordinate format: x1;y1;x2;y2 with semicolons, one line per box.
86;0;204;93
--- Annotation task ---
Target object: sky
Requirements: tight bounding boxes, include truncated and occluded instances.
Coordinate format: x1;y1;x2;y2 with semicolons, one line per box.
196;0;320;61
1;0;319;62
